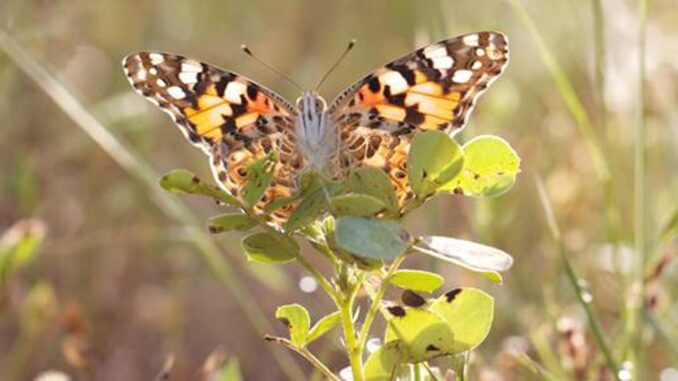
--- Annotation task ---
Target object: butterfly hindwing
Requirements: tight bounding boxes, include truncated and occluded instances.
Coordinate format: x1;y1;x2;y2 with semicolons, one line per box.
123;52;303;222
329;31;509;210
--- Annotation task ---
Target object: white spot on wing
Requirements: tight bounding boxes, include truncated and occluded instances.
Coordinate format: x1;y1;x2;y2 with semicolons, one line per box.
136;69;147;81
380;71;408;94
149;53;165;65
156;78;167;87
167;86;186;99
462;34;480;47
149;67;158;75
475;48;485;57
224;81;246;103
452;70;473;83
423;44;447;58
432;56;454;69
181;61;202;72
179;71;199;83
471;60;483;70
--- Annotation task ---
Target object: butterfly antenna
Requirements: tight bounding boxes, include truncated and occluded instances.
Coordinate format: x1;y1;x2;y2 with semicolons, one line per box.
315;39;356;91
241;44;303;91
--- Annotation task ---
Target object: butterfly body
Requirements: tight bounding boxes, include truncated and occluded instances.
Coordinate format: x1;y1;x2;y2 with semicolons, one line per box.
123;32;509;225
294;92;337;175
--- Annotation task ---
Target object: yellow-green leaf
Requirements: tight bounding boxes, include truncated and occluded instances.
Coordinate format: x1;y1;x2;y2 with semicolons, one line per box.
408;131;464;197
307;311;341;344
364;341;405;381
275;304;310;346
389;270;444;293
430;288;494;353
159;169;239;205
441;135;520;197
0;219;46;285
384;307;456;363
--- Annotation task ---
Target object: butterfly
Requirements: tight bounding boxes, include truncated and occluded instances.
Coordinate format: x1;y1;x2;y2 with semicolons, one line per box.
122;31;509;226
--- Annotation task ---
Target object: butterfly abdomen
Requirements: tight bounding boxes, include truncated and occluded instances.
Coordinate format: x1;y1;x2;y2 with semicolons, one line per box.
295;92;337;173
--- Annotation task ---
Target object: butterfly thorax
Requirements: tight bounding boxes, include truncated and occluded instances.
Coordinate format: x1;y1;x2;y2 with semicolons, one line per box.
295;91;337;173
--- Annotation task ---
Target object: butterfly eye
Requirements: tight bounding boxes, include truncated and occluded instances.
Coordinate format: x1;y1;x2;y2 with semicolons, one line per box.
315;97;327;111
295;96;304;109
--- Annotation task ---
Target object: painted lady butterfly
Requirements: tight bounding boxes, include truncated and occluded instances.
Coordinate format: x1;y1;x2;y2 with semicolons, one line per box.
123;31;509;225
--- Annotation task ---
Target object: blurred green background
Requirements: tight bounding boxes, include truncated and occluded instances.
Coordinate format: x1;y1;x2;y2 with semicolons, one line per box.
0;0;676;380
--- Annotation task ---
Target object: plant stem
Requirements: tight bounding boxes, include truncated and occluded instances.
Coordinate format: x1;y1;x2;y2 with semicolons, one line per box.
536;178;621;378
339;289;363;381
357;256;406;352
265;335;340;381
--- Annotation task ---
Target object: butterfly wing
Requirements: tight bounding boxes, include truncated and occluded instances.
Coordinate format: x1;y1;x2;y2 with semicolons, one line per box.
329;31;509;208
123;52;303;222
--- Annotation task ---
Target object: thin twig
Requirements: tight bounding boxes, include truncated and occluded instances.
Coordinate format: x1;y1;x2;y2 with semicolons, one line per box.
264;335;340;381
357;255;406;354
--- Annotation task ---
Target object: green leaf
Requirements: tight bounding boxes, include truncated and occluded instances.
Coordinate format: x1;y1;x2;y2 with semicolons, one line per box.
0;219;46;285
306;311;341;344
218;357;243;381
384;307;456;363
389;270;444;293
430;288;494;353
159;169;239;205
275;303;310;346
285;186;328;232
207;213;258;233
241;152;277;207
441;135;520;197
335;217;411;260
476;271;503;284
415;236;513;272
241;232;298;264
347;167;399;217
407;131;464;197
364;341;405;381
330;194;386;217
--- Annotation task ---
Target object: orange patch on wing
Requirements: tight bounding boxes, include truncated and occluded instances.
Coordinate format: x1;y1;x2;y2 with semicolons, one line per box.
249;93;274;113
357;87;385;106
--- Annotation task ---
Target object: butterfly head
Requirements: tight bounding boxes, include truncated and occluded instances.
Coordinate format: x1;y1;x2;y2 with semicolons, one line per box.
295;91;335;172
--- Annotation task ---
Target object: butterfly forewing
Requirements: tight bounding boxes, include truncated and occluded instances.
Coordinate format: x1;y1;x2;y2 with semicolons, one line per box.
123;52;304;223
328;31;509;210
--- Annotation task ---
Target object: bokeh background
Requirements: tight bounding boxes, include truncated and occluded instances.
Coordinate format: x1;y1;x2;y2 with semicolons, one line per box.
0;0;676;380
